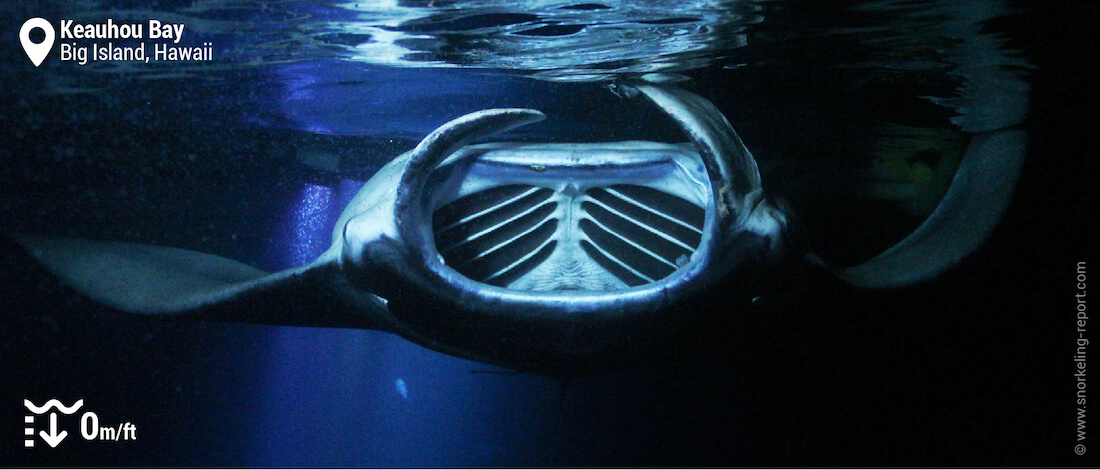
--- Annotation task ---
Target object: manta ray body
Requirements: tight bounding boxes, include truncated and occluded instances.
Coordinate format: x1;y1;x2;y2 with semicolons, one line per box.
10;81;1025;375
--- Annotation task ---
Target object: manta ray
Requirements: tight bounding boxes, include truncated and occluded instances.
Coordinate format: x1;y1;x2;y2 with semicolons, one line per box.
8;81;1025;375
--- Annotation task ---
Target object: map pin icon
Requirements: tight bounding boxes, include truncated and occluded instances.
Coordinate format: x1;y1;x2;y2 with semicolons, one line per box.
20;18;55;67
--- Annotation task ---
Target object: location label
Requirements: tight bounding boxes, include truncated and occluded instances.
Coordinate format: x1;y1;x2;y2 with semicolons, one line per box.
20;18;55;67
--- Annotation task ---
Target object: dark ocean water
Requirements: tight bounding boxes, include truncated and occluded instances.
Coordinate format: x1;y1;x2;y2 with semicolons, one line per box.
1;0;1094;466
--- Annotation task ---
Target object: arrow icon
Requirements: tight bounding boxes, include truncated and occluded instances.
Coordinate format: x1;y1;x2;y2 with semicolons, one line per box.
39;413;67;448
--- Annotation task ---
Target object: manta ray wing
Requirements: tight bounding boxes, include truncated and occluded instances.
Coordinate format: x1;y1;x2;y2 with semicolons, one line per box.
824;128;1027;288
7;234;388;330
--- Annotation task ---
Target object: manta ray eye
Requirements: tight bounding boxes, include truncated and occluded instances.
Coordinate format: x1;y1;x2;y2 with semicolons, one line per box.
430;158;707;292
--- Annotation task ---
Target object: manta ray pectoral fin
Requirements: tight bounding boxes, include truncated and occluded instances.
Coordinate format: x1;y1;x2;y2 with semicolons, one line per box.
8;234;387;330
821;128;1027;288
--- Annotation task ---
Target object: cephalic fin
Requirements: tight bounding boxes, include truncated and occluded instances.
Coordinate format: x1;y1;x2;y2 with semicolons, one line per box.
625;80;763;222
394;108;546;258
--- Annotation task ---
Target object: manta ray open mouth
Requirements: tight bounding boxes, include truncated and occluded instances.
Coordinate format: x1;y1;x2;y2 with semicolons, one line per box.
319;80;796;374
426;144;708;291
320;81;798;373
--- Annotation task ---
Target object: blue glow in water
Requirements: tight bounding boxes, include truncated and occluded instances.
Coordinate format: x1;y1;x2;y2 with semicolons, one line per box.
274;62;652;141
251;327;545;467
271;179;361;270
255;177;553;466
395;378;409;400
254;174;547;463
289;184;333;265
